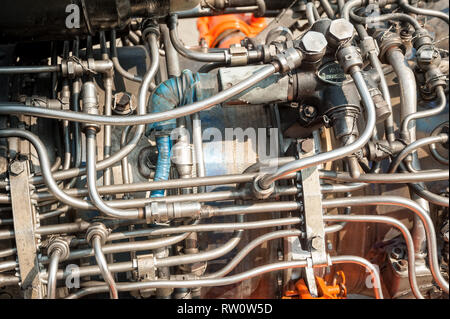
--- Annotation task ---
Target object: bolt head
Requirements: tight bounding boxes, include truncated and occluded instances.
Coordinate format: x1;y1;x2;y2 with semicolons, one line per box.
9;161;24;176
300;139;314;153
327;19;354;45
300;31;328;54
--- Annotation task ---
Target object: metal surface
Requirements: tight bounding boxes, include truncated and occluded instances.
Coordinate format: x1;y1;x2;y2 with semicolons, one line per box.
9;160;43;299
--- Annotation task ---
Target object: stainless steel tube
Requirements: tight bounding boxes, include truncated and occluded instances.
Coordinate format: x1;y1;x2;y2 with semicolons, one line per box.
401;86;448;139
323;214;423;299
167;15;227;63
0;65;277;126
47;249;61;299
92;236;119;299
64;256;383;299
86;128;141;219
398;0;449;24
388;133;449;173
322;196;449;293
0;65;60;74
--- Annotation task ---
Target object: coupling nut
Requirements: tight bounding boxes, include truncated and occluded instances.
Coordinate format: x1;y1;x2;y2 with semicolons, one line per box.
273;47;303;73
47;237;71;261
252;175;275;200
86;222;110;245
145;202;201;223
336;46;363;74
81;81;101;133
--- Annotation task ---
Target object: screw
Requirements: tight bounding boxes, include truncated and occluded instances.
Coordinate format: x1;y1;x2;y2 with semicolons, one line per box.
311;237;322;250
9;161;24;176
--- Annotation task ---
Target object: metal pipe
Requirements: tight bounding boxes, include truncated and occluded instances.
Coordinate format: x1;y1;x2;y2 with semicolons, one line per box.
398;0;449;24
322;196;449;293
0;66;277;126
401;86;447;139
167;15;227;63
92;236;119;299
86;128;141;219
110;29;143;82
320;169;449;183
192;113;206;193
204;229;303;279
64;256;383;299
323;214;423;299
341;0;362;20
0;65;60;74
388;133;449;173
306;2;317;25
47;249;61;299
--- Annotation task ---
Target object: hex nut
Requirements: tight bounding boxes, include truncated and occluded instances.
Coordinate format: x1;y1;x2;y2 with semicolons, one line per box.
252;175;275;199
301;31;328;54
327;18;354;47
9;161;24;176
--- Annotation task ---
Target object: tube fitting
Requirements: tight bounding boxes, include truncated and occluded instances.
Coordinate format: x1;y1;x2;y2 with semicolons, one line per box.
336;46;363;74
47;237;70;261
145;202;202;223
81;82;101;133
253;175;275;199
273;47;303;73
86;222;110;246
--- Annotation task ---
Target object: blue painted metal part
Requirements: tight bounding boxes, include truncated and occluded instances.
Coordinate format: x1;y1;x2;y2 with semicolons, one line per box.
148;69;218;197
150;135;173;197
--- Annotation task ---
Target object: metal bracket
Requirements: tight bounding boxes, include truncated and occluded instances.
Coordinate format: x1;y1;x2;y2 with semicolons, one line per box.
9;159;43;299
136;253;156;281
299;133;327;297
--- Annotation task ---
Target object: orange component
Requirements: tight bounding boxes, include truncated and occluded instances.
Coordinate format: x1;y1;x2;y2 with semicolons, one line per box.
197;14;267;48
283;271;347;299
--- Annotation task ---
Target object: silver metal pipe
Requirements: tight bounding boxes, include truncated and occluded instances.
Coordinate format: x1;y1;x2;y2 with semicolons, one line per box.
64;256;383;299
320;169;449;183
323;214;423;299
192;113;206;193
0;65;60;74
167;15;227;63
322;196;449;293
204;229;303;279
0;65;277;126
398;0;449;24
86;128;141;219
388;133;449;173
401;86;448;138
92;236;119;299
47;249;61;299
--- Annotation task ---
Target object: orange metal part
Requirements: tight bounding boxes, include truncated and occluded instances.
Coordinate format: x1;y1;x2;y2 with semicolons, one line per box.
197;14;267;48
283;271;347;299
